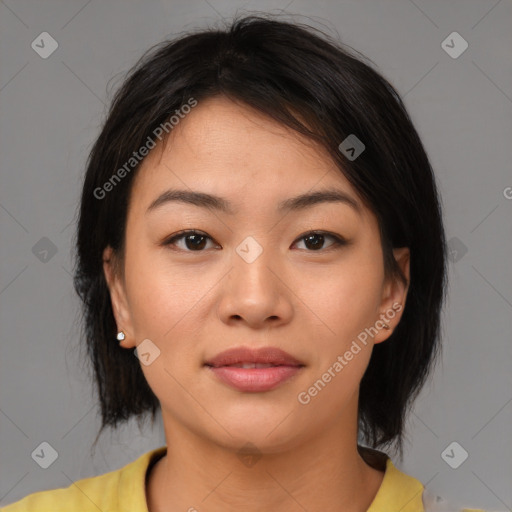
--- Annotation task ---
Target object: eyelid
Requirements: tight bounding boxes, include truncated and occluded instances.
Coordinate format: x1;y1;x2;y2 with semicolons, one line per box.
162;229;348;252
162;229;219;250
292;230;348;251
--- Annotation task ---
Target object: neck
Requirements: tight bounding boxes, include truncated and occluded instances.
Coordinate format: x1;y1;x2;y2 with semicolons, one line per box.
146;420;385;512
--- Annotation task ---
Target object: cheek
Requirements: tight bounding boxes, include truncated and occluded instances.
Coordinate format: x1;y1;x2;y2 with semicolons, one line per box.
294;250;384;346
123;249;211;396
124;246;210;340
292;257;383;416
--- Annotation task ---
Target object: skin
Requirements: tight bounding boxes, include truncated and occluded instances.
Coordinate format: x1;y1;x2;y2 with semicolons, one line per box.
103;96;410;512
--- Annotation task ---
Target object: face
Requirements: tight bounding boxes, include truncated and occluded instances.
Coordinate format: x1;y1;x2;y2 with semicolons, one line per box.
103;96;409;454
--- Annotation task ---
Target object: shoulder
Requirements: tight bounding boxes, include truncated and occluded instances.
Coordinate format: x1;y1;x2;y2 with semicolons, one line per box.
361;447;488;512
422;487;489;512
360;446;425;511
368;457;425;511
0;446;167;512
0;469;120;512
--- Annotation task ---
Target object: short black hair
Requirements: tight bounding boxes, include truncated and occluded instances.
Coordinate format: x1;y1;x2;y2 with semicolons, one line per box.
72;14;448;458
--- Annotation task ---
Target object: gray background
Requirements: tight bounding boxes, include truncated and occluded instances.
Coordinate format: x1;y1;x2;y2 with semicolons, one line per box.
1;0;511;510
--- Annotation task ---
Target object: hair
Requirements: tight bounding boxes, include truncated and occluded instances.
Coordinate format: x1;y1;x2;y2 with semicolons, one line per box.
72;13;448;458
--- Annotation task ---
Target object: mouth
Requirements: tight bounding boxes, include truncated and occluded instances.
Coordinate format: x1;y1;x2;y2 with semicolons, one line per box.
215;362;289;368
204;346;304;368
204;346;305;392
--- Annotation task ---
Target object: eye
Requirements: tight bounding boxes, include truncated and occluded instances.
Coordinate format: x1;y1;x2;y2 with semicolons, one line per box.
163;229;347;253
292;231;347;252
163;230;218;252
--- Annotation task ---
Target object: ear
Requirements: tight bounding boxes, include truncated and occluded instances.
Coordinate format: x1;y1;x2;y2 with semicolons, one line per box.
373;247;410;344
102;246;136;349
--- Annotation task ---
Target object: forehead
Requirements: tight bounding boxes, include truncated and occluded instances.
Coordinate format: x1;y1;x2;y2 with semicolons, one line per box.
128;96;368;220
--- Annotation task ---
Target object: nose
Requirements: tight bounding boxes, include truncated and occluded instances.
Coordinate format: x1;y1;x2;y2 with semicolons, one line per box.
216;247;294;329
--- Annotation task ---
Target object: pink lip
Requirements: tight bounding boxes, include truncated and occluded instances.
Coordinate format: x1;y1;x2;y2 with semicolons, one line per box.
208;366;303;392
204;347;305;392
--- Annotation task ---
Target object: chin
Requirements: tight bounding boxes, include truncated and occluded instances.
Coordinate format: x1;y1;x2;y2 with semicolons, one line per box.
206;409;305;454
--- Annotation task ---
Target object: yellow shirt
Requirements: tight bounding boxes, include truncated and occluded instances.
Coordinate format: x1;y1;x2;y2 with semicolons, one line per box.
0;446;485;512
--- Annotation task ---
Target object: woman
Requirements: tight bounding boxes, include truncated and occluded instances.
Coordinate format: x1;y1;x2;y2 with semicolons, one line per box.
1;14;485;512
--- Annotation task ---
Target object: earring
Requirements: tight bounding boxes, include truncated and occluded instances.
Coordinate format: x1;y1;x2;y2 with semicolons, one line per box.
116;331;126;342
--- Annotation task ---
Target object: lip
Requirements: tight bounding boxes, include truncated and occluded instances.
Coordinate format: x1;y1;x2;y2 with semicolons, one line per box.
204;346;305;392
205;346;304;368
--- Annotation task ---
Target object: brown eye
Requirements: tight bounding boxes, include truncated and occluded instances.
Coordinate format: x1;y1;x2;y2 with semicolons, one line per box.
163;230;347;253
164;230;217;251
293;231;346;251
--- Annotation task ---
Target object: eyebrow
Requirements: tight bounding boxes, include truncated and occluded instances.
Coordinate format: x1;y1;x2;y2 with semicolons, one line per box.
145;188;361;216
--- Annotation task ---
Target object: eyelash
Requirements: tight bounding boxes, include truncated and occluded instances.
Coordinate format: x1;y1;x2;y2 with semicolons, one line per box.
162;229;348;253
